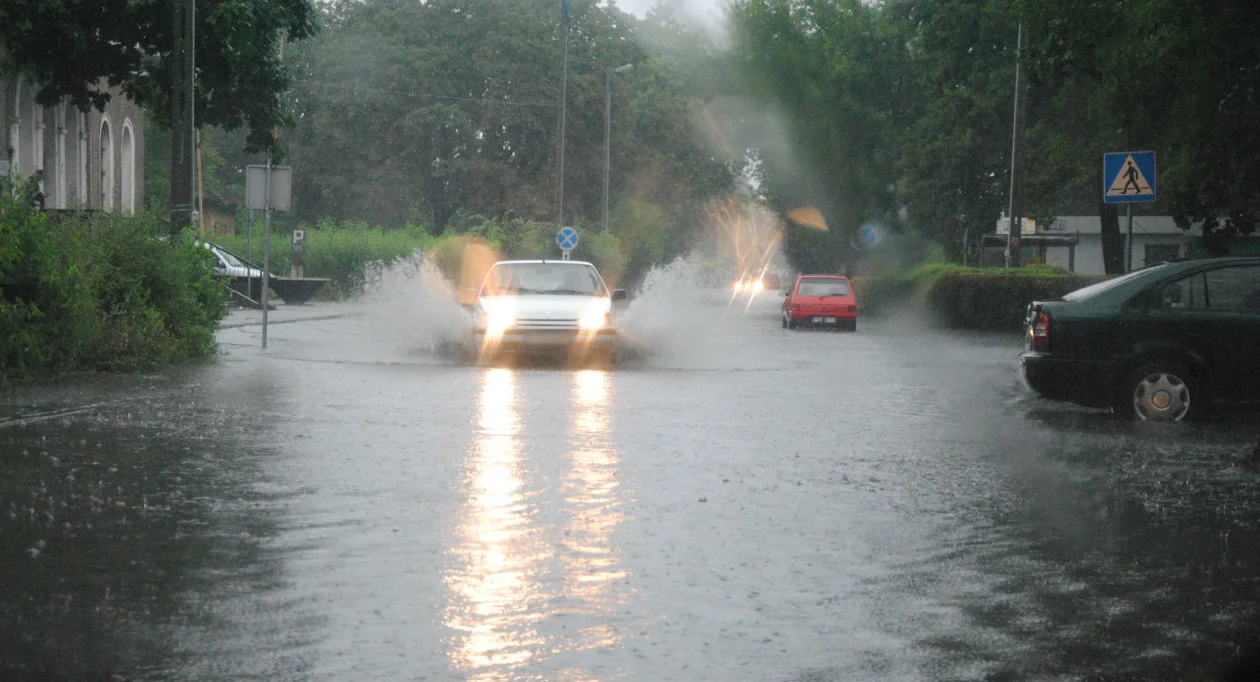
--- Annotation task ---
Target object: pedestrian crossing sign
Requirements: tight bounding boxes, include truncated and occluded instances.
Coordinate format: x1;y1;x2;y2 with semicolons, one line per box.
1104;151;1156;204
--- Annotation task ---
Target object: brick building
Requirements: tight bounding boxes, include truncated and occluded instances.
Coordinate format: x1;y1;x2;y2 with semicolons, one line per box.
1;74;145;212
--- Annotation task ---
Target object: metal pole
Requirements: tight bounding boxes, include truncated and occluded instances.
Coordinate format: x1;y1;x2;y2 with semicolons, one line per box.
247;208;254;301
556;20;569;229
1005;22;1023;269
196;129;205;237
603;69;612;233
1126;203;1134;273
168;0;195;228
262;160;272;348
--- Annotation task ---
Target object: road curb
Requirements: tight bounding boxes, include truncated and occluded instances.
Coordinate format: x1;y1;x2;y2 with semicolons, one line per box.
220;312;364;329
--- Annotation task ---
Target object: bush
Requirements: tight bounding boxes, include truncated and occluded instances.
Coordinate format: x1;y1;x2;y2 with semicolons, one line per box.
853;264;1107;330
0;190;225;380
215;218;434;298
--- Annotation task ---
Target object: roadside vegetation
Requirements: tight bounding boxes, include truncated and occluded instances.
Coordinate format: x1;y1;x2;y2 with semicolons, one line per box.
0;189;225;381
210;210;646;300
853;264;1106;331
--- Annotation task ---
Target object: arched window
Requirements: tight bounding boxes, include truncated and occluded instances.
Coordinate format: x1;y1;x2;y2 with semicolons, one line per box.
77;111;88;204
31;100;45;176
121;120;135;214
55;103;67;209
99;117;113;211
8;77;22;175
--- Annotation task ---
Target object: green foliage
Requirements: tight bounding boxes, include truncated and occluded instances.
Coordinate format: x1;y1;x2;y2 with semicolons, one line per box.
921;270;1105;330
426;234;485;286
607;198;674;287
0;190;225;381
853;264;1104;330
0;0;317;153
215;218;435;299
1016;0;1260;253
730;0;907;272
285;0;733;231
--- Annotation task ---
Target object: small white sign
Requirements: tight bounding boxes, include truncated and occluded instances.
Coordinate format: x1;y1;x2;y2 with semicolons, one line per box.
997;217;1036;235
292;229;305;244
245;165;292;211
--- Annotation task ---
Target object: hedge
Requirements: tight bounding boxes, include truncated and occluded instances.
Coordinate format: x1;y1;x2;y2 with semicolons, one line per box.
212;217;630;299
853;264;1107;331
0;192;225;380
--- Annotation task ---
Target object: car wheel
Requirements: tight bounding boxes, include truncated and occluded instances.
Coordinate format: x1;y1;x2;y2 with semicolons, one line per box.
1121;362;1200;422
781;313;788;329
788;318;798;330
849;319;858;332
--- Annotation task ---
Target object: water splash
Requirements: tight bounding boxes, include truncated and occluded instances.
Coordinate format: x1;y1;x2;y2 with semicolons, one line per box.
618;256;776;368
358;254;474;359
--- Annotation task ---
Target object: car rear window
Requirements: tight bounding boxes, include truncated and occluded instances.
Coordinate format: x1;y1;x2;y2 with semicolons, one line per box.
1061;263;1171;301
797;278;850;297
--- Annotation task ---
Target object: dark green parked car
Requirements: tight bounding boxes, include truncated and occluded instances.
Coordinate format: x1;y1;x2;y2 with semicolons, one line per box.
1020;257;1260;421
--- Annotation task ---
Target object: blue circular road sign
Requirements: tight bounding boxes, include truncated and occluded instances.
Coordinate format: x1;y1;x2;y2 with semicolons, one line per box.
556;227;579;251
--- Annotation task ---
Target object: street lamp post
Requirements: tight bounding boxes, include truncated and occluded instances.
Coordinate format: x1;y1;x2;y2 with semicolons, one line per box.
603;63;633;233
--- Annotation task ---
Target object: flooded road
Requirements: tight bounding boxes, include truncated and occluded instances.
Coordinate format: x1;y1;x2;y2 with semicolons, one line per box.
2;282;1259;681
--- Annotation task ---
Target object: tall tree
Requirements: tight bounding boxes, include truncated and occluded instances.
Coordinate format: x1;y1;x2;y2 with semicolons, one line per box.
286;0;732;232
1018;0;1260;253
0;0;317;153
729;0;909;274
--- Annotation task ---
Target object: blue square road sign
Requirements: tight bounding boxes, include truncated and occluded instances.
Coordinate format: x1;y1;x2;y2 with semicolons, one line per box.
1104;151;1156;204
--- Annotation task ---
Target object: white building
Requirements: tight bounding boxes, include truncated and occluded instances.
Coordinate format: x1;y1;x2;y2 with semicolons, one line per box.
989;214;1191;275
2;74;145;213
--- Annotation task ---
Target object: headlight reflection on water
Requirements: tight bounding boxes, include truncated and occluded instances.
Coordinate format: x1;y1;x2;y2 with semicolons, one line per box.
443;368;632;679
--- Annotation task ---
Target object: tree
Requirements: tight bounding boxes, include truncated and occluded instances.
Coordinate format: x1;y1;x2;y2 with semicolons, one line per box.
729;0;910;274
887;0;1020;261
0;0;317;153
1018;0;1260;253
284;0;733;236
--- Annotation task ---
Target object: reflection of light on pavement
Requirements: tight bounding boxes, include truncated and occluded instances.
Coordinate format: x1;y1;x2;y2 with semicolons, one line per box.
559;369;630;660
444;368;545;678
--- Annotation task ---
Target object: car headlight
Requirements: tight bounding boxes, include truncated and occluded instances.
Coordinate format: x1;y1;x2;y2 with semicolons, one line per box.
733;281;743;292
579;304;611;330
482;308;515;334
752;279;764;292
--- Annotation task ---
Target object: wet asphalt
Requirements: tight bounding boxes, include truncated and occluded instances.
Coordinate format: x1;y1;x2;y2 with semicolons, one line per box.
2;288;1259;682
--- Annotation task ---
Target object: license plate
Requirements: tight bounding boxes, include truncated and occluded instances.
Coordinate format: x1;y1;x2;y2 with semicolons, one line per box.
813;316;838;323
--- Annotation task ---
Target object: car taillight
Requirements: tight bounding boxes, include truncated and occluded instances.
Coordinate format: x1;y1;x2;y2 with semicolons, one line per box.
1029;310;1050;351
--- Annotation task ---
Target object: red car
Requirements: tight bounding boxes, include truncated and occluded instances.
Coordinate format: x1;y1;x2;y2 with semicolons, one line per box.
781;274;858;331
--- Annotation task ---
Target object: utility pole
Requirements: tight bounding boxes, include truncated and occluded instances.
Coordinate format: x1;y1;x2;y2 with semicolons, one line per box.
1005;22;1023;269
556;0;571;230
169;0;195;230
603;64;632;233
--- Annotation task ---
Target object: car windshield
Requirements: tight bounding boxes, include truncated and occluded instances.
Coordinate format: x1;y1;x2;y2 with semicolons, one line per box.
1061;263;1171;301
214;247;246;269
797;278;850;297
481;263;606;296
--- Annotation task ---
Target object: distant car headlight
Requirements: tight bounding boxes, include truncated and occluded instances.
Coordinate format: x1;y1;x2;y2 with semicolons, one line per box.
752;279;764;292
579;303;612;330
733;281;744;292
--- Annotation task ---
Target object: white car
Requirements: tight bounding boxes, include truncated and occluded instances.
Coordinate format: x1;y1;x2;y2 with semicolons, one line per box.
203;242;266;281
471;259;626;358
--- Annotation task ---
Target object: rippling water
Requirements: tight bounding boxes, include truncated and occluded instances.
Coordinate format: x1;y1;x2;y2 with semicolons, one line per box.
1;279;1258;681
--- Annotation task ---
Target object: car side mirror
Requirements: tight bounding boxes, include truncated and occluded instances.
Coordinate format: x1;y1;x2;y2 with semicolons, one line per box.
611;289;627;301
781;290;790;297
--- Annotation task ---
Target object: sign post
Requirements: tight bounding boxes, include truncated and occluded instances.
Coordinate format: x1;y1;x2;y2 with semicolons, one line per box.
245;164;293;347
556;226;579;260
1103;151;1157;272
